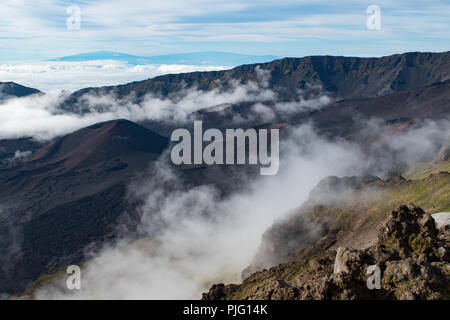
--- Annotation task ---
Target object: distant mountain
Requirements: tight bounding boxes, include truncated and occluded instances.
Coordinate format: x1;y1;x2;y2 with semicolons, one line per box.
63;51;450;112
60;51;450;141
49;50;280;66
0;82;41;101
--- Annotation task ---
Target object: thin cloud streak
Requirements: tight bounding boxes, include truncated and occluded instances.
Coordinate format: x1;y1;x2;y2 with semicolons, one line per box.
0;1;449;60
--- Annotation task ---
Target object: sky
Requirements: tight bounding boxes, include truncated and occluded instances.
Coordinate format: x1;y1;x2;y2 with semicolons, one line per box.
0;0;449;92
0;0;449;61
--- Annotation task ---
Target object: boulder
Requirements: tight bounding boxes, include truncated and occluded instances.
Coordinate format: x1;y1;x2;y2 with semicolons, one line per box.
377;204;441;260
432;212;450;229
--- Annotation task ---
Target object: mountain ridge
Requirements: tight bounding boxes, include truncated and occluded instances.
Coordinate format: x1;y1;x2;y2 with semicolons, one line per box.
61;51;450;113
0;82;41;101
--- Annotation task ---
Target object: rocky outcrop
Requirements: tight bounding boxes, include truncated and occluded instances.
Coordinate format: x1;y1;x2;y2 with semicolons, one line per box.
201;283;240;300
203;204;450;300
376;204;442;261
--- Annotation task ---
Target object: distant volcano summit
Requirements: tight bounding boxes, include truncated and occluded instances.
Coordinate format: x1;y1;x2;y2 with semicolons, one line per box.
49;51;280;66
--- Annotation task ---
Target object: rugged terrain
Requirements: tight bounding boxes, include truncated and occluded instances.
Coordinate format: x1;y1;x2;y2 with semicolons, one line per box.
203;154;450;299
64;51;450;107
0;119;169;293
203;204;450;300
0;51;449;297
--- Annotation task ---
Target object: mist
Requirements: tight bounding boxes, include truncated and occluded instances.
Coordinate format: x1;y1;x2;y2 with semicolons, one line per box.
0;66;332;141
0;61;230;93
31;121;368;299
28;119;450;299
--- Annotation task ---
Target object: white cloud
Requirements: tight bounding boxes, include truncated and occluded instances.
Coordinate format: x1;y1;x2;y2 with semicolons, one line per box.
0;61;230;92
0;65;332;141
0;1;449;59
33;124;365;299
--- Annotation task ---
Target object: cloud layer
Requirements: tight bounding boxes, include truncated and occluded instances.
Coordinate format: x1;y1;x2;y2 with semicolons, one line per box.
0;66;332;140
33;124;365;299
0;60;230;92
32;118;449;299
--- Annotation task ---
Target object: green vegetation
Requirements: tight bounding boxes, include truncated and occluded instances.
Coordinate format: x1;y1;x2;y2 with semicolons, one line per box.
386;172;450;214
346;167;450;221
408;233;439;259
404;160;450;180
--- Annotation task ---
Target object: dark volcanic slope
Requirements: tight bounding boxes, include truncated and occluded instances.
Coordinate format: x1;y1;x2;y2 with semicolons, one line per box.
292;79;450;140
0;138;43;163
62;51;450;111
0;82;41;101
32;119;168;169
191;79;450;141
0;119;168;214
0;119;169;295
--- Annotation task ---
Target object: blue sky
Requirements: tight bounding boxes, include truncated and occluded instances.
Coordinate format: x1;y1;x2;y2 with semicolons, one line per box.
0;0;449;62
